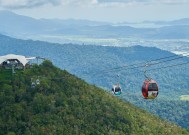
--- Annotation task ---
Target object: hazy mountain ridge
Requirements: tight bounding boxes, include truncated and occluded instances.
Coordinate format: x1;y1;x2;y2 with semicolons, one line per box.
143;18;189;25
120;18;189;27
0;10;109;35
0;10;189;40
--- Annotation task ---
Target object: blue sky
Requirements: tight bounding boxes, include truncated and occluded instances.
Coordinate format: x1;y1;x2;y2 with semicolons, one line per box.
0;0;189;22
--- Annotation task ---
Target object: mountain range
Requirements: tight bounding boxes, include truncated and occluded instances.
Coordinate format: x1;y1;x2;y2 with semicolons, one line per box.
0;10;189;43
143;18;189;26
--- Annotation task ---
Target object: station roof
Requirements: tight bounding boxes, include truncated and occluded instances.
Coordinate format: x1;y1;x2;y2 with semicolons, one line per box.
0;54;36;66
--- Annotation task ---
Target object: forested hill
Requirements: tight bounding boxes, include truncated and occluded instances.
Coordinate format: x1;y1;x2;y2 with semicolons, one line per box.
0;61;188;135
0;34;189;99
1;34;189;129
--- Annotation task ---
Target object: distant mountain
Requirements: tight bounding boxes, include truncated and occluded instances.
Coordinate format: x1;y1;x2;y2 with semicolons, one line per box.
0;10;189;41
143;18;189;26
0;10;43;35
169;18;189;25
1;60;188;134
0;10;110;37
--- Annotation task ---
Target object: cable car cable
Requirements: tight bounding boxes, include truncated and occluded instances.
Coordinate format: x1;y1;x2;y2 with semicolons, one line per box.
90;61;189;82
147;61;189;72
122;61;189;77
93;52;189;74
93;54;189;77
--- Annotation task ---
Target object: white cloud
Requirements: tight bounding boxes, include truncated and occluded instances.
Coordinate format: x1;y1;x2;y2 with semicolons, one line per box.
0;0;188;9
0;0;98;9
97;0;189;6
0;0;61;9
158;0;189;5
98;0;189;3
0;0;99;9
60;0;98;6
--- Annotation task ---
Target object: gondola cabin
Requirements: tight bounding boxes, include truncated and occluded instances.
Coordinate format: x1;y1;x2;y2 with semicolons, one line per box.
142;79;158;99
112;84;122;95
36;79;40;85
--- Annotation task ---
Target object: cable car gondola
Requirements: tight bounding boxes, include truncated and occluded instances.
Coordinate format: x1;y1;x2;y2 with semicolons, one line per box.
31;82;36;88
36;79;40;85
142;79;158;99
142;64;158;99
112;84;122;95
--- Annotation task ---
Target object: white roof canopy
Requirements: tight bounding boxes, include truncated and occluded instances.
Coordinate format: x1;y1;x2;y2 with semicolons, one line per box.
0;54;36;66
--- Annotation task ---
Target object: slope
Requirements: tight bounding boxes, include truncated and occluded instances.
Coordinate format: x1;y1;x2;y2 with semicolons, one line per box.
0;60;188;135
0;34;189;98
0;34;189;129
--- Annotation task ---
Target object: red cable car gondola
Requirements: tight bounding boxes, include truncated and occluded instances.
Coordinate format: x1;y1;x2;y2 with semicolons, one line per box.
142;79;158;99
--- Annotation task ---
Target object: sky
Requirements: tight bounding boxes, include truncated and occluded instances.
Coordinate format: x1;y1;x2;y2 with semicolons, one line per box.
0;0;189;22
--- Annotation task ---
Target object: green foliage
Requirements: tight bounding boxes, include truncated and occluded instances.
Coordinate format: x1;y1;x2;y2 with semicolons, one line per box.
1;35;189;130
0;61;188;134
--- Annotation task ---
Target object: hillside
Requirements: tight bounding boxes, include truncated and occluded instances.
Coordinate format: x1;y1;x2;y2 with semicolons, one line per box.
0;34;189;129
0;34;189;98
0;60;188;135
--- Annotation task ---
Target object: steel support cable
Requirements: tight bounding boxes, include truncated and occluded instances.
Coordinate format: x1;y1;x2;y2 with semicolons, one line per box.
147;61;189;72
120;61;189;77
93;53;189;77
94;52;189;74
90;61;189;82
